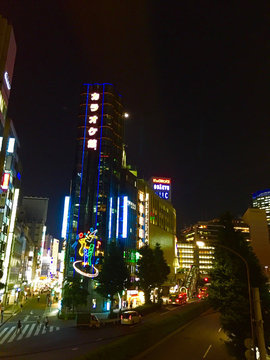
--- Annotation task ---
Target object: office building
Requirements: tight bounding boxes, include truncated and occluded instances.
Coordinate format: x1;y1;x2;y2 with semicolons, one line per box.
252;189;270;225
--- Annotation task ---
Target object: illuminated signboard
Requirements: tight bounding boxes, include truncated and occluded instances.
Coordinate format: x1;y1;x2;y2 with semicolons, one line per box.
72;229;100;278
151;177;171;201
1;173;10;190
145;193;149;244
4;72;11;90
87;92;100;151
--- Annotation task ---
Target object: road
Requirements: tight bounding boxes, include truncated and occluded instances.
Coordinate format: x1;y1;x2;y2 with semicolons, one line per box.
134;308;231;360
0;296;230;360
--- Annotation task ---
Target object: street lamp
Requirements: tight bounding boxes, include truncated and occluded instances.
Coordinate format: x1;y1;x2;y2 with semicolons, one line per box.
196;241;255;360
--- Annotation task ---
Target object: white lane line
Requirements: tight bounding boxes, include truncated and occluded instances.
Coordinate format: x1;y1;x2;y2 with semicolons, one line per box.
0;327;15;344
218;327;222;332
161;311;170;316
203;345;212;358
34;325;42;336
0;327;9;338
26;324;36;338
17;324;29;340
7;328;17;343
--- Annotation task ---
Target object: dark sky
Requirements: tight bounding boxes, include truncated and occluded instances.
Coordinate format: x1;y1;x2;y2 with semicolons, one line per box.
0;1;269;238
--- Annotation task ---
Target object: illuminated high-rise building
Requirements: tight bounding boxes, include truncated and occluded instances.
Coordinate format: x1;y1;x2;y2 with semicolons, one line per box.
0;15;22;304
252;189;270;225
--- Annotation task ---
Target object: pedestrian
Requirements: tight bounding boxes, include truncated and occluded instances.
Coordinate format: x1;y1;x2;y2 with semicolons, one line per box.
36;316;41;327
37;295;40;302
20;303;23;312
16;320;22;334
1;306;4;323
45;316;49;329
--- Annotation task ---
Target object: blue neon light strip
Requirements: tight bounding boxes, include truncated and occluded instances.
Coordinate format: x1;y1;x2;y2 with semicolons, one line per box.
123;196;128;238
77;85;89;235
116;197;119;239
108;197;112;239
95;84;105;228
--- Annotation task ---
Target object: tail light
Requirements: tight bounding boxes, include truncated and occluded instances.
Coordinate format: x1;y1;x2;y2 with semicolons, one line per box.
197;294;201;298
129;315;132;320
176;299;179;302
121;315;123;319
169;299;171;302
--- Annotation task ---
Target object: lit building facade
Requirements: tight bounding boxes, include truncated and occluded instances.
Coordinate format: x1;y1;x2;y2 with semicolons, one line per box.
137;179;177;284
178;219;250;274
0;16;22;304
252;189;270;225
66;83;131;312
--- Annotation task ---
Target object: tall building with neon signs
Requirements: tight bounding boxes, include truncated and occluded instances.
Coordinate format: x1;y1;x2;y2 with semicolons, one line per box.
66;84;138;311
0;15;22;304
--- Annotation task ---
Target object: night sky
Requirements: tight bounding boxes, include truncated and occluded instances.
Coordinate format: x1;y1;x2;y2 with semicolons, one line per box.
0;1;269;238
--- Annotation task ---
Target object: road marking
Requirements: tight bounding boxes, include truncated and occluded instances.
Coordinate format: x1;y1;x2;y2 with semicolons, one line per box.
218;327;222;332
42;326;47;334
17;324;29;340
34;325;42;336
161;311;170;316
49;326;53;332
0;327;9;337
203;345;212;358
26;324;36;338
0;327;14;344
95;338;102;342
7;328;17;343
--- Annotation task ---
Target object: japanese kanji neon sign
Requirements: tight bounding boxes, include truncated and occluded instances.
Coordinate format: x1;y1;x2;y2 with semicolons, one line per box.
87;92;100;151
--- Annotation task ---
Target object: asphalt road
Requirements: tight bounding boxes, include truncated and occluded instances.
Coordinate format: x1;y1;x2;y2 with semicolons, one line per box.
134;308;231;360
0;296;228;360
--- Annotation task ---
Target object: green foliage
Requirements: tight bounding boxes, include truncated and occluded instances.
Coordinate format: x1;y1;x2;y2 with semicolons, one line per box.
137;243;170;304
62;275;89;312
95;242;130;312
208;212;270;359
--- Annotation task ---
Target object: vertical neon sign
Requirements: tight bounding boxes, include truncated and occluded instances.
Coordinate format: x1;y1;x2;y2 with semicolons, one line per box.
123;196;128;238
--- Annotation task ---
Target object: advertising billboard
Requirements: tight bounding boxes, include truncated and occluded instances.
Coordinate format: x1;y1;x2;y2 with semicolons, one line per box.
150;177;171;201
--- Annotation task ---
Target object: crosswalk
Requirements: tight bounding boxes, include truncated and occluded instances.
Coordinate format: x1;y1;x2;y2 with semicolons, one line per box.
0;324;60;344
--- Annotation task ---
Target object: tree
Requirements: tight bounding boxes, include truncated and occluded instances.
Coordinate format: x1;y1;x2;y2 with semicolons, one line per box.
137;243;170;304
153;243;170;302
208;212;270;359
95;242;130;313
137;244;156;304
62;275;89;313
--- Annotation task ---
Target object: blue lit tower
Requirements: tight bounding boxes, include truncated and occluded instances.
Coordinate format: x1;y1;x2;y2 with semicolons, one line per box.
66;84;125;278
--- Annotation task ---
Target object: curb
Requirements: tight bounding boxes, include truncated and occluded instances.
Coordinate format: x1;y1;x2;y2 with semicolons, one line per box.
0;298;33;327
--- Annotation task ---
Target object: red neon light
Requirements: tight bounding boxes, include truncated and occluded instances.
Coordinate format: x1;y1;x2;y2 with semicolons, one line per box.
152;178;171;184
1;173;10;190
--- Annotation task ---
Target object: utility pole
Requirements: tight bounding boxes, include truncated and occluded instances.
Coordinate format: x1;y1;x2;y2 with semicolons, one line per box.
252;287;266;360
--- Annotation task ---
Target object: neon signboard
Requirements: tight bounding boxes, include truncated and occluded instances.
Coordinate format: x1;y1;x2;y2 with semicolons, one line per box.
72;229;100;278
4;72;11;90
151;177;171;201
87;92;100;151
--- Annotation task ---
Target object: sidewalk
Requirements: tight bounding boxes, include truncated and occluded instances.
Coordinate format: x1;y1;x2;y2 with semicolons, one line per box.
0;297;33;327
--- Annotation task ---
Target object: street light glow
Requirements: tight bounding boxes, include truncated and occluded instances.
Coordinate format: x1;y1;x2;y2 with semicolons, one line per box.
124;113;129;118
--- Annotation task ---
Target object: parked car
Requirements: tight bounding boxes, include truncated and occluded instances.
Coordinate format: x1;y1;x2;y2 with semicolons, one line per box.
121;311;141;325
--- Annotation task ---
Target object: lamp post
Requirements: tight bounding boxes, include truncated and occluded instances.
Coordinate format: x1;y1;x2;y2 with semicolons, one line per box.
196;241;255;360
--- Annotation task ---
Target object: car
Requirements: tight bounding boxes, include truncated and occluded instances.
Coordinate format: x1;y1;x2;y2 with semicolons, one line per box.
169;292;187;305
121;311;141;325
